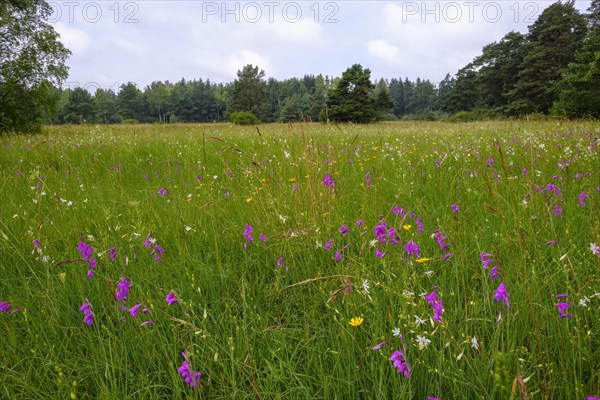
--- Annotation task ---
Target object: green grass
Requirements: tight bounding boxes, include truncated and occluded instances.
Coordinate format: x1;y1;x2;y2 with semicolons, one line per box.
0;120;599;399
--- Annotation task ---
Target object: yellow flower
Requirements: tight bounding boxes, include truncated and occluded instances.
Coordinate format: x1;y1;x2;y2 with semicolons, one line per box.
415;257;431;263
246;197;253;203
402;224;412;231
288;177;296;182
349;316;364;327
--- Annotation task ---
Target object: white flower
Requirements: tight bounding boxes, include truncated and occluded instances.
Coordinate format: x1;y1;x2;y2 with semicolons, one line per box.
315;240;322;248
185;226;192;232
284;151;290;159
369;239;378;247
590;243;600;257
414;315;426;325
579;296;590;308
392;327;401;337
471;336;480;350
279;214;287;223
416;335;431;350
362;280;370;294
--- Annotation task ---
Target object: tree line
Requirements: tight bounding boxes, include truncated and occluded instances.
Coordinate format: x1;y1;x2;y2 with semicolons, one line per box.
2;0;599;133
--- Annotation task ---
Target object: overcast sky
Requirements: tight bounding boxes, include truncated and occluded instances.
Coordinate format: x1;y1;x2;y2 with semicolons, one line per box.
48;0;592;91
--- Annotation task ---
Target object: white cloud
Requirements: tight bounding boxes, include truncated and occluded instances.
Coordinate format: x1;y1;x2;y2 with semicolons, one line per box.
53;22;92;55
366;39;401;65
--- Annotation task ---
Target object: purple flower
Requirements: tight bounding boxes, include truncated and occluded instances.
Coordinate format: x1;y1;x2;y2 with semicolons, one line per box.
586;396;600;400
33;238;41;250
121;303;142;318
365;172;372;188
259;233;267;243
552;204;563;218
405;240;419;258
372;341;388;351
88;257;97;268
166;292;178;305
78;241;93;260
578;191;589;207
434;229;450;252
355;219;363;227
415;217;424;234
243;224;254;243
159;188;167;197
451;203;459;213
277;256;284;267
178;352;202;388
324;239;333;251
143;233;153;248
140;320;155;327
425;287;443;323
87;269;94;279
322;173;335;189
443;253;453;260
334;252;342;262
339;224;348;236
108;247;118;261
556;302;572;318
489;266;501;280
428;398;441;400
0;301;12;313
116;278;131;302
494;281;510;310
546;240;558;246
373;221;388;245
79;300;94;326
152;244;164;263
375;248;386;259
390;350;410;378
480;253;494;269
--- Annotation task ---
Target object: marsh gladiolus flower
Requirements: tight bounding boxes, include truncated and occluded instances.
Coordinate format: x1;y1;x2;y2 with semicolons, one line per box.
556;302;572;318
372;341;387;350
451;203;459;213
178;352;202;388
375;248;386;259
494;281;510;309
405;240;419;258
166;292;178;305
339;224;348;236
159;188;167;196
349;316;364;327
121;303;142;318
116;278;131;302
243;224;254;242
322;173;335;189
108;247;118;260
390;350;410;378
80;300;94;325
0;301;12;313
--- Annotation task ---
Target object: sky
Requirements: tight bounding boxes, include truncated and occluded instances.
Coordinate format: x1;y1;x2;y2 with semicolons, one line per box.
48;0;592;91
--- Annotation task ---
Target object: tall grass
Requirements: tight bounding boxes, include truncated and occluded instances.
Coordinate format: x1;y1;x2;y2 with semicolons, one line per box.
0;121;598;399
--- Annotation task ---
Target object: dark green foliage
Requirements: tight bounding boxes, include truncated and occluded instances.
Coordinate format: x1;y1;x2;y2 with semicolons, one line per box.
0;0;70;133
552;0;600;118
325;64;385;123
229;65;270;121
63;87;95;124
229;111;259;125
506;1;587;114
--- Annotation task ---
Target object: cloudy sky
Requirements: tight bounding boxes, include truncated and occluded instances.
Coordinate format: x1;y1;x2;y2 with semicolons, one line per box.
48;0;592;91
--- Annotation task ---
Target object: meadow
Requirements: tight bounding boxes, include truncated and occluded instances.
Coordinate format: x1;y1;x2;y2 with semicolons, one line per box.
0;120;599;399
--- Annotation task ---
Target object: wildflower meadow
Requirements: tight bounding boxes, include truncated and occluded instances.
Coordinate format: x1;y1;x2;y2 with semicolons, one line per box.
0;120;599;399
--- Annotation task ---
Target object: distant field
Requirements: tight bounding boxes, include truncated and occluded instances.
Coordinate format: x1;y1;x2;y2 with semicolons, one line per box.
1;121;599;399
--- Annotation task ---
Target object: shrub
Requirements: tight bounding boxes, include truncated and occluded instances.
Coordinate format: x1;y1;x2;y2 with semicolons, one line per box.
121;119;139;125
229;112;259;125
